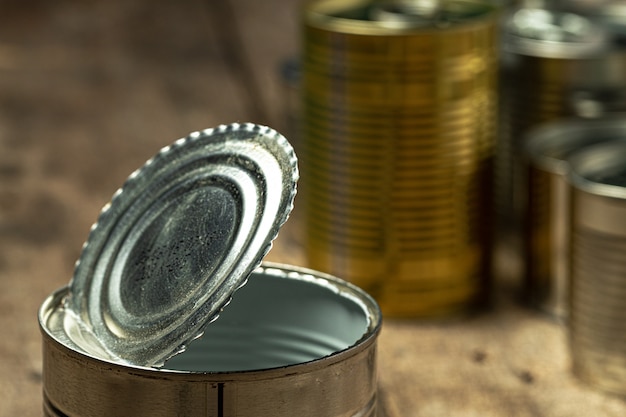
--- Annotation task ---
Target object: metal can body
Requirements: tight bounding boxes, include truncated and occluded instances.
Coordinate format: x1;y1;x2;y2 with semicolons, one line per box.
301;0;498;317
568;142;626;396
39;263;382;417
496;6;626;284
523;118;626;319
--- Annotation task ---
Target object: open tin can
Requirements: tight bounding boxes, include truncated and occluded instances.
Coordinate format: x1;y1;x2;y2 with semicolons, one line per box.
38;123;382;416
568;140;626;396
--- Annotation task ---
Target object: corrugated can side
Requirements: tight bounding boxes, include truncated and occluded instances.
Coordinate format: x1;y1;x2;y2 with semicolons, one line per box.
523;118;626;319
568;141;626;396
39;263;382;417
300;0;499;317
495;6;625;285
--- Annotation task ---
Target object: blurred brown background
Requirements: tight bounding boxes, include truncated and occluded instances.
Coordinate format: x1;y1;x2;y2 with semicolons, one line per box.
1;0;625;415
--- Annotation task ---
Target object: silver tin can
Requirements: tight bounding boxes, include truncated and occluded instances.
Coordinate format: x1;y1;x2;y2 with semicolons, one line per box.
40;263;382;417
495;6;626;284
523;118;626;319
38;123;382;415
568;140;626;396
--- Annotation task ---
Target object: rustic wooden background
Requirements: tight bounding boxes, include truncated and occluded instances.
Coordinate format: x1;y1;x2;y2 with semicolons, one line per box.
1;0;625;415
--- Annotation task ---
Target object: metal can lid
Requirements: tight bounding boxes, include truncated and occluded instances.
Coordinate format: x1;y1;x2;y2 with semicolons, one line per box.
503;7;608;58
66;123;298;367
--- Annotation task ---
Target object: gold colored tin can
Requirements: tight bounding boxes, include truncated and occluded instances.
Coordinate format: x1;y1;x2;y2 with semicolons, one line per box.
568;141;626;396
301;0;499;317
523;118;626;319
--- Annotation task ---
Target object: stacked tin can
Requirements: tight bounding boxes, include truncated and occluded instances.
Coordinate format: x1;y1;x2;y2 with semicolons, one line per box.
522;118;626;319
497;5;622;287
568;140;626;396
301;0;499;317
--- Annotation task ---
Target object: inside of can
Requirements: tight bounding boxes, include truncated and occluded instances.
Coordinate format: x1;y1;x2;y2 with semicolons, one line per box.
527;122;626;172
163;269;372;372
568;141;626;196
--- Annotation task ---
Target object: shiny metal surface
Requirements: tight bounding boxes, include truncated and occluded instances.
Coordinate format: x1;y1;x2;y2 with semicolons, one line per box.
40;263;382;417
301;0;498;317
496;5;626;286
368;0;482;28
498;8;608;230
568;141;626;396
502;7;607;59
66;123;298;367
523;118;626;319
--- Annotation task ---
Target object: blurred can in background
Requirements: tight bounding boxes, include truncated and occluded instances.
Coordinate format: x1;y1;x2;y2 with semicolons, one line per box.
567;0;626;39
567;140;626;396
496;5;625;285
523;118;626;319
300;0;499;317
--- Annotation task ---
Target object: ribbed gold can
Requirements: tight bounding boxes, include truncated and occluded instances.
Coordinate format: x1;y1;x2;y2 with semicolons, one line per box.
300;0;499;317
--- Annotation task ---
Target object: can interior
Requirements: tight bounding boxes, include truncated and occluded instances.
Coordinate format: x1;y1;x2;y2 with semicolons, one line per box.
569;141;626;193
526;121;626;172
163;269;372;372
576;155;626;187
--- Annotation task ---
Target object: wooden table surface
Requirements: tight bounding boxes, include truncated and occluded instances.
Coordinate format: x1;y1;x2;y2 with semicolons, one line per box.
1;1;625;415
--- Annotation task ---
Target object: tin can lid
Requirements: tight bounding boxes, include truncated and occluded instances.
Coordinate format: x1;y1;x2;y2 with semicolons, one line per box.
66;123;298;367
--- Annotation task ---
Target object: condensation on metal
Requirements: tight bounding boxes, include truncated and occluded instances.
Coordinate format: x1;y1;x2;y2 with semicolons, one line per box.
522;118;626;319
40;263;382;417
567;141;626;396
301;0;498;317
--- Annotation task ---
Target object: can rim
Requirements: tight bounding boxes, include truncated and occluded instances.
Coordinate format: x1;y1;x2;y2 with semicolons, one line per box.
39;262;383;379
303;0;498;36
525;118;626;175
